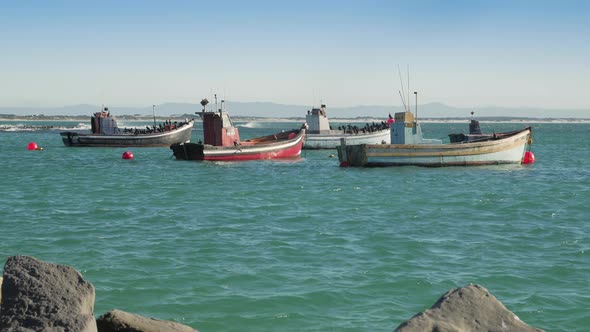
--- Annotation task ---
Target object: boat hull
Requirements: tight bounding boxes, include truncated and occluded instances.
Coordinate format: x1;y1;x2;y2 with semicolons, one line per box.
304;129;390;149
171;129;305;161
60;121;194;147
338;127;532;167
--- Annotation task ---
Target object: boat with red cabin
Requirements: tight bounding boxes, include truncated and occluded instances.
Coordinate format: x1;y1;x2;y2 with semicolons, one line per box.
170;98;306;161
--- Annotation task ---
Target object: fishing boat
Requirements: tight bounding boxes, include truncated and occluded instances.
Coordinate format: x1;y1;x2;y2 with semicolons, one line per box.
303;104;390;149
60;107;194;147
170;98;306;161
338;106;533;167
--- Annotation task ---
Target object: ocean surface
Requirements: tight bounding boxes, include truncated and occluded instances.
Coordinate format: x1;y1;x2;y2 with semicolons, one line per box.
1;119;589;331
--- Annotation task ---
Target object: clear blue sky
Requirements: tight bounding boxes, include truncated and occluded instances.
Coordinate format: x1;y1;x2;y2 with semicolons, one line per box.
1;0;589;110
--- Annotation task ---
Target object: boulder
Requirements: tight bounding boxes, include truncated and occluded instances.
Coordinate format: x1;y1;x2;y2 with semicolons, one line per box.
96;309;199;332
395;284;544;332
0;255;97;331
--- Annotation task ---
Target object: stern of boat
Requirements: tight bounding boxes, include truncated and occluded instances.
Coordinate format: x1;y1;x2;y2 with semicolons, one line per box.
170;142;205;160
60;132;80;146
337;138;368;166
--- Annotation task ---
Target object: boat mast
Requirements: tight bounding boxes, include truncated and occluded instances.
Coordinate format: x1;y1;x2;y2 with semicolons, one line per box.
397;65;408;112
152;104;157;127
398;91;408;113
407;65;410;114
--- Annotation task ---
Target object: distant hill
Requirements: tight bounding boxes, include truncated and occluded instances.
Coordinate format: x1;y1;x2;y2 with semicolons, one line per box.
0;101;588;119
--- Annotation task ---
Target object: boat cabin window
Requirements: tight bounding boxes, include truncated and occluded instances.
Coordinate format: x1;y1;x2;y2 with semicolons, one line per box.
221;112;234;128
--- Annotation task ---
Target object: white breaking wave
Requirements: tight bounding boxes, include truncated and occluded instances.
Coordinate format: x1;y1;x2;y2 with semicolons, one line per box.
0;122;92;132
238;122;260;128
69;123;91;130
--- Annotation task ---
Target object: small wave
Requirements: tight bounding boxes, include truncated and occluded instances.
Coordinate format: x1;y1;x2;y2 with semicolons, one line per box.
51;123;91;131
0;125;30;132
239;122;260;128
0;124;56;132
0;123;91;132
69;123;91;130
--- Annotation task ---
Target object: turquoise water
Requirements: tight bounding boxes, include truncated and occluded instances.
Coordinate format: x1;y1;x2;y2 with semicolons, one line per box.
1;121;589;331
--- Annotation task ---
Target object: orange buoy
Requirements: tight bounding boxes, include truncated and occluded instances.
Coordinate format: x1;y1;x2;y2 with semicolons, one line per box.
122;151;134;160
27;142;38;150
523;151;535;164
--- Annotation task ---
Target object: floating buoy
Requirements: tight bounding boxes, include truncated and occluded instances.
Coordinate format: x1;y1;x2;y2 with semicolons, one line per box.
329;154;335;158
523;151;535;164
339;161;349;167
122;151;134;160
27;142;38;150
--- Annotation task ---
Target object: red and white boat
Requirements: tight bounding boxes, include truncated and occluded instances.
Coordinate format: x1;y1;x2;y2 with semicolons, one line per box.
170;98;306;161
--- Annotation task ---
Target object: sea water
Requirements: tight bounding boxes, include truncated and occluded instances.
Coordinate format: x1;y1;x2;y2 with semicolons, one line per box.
0;120;589;331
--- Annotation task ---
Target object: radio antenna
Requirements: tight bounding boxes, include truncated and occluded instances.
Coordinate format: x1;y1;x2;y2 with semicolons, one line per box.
397;65;408;112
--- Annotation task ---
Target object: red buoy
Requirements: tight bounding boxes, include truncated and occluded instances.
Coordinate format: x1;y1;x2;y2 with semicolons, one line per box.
27;142;38;150
122;151;134;160
339;161;349;167
523;151;535;164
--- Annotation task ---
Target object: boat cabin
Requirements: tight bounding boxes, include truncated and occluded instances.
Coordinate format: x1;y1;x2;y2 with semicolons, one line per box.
305;104;331;134
199;110;241;147
390;111;442;144
91;108;119;135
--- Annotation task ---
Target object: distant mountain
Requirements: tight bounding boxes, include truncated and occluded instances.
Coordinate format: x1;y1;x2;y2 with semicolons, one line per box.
1;101;588;119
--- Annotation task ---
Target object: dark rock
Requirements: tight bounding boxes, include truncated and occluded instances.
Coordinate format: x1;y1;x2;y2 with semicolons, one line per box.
0;255;97;332
96;309;198;332
395;284;544;332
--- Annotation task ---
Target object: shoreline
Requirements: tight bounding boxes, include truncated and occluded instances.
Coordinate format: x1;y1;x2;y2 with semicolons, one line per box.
1;116;589;124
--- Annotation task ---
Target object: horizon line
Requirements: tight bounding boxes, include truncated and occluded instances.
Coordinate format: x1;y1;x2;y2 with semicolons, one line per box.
1;100;590;111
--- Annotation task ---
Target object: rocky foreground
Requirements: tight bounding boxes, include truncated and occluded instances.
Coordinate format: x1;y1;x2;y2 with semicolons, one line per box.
0;256;544;331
